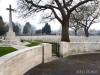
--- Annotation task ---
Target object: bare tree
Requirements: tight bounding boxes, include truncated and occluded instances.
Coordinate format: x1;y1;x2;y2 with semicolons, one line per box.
70;3;100;37
82;4;100;37
70;25;83;36
17;0;96;42
69;13;84;36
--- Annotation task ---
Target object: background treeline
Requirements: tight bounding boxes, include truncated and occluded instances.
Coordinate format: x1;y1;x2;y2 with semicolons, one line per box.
0;16;52;36
0;13;100;36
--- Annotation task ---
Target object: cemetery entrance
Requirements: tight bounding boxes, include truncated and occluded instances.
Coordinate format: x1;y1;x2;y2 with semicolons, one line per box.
52;43;60;57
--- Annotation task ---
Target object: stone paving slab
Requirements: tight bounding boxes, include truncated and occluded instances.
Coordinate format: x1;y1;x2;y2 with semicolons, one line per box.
24;53;100;75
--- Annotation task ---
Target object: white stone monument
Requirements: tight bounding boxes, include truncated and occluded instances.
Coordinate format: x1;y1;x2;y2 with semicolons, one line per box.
2;5;22;45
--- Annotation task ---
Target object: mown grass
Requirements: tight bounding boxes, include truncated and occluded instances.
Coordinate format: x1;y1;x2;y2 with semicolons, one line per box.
26;42;57;54
25;40;43;47
26;42;42;47
0;47;17;57
22;40;58;54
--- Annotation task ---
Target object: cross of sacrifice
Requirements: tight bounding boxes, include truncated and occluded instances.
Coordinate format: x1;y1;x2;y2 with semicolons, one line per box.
6;5;14;30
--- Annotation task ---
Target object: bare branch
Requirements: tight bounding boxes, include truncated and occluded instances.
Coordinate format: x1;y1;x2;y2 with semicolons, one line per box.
70;0;94;12
63;0;69;12
50;7;62;23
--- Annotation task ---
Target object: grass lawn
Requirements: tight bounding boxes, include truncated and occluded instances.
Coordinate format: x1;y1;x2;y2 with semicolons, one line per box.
0;47;17;57
25;41;43;47
23;40;57;54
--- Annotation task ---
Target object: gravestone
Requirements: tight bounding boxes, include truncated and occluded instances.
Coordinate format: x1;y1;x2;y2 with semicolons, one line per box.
1;5;22;45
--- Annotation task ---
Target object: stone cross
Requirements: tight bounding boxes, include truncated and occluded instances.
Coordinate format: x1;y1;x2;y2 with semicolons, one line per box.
6;5;14;31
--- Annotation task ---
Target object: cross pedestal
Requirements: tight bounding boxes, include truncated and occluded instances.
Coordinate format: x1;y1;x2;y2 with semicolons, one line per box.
1;5;22;46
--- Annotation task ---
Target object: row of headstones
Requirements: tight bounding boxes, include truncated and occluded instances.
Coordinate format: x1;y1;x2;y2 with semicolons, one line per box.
20;36;61;43
70;36;100;42
19;36;100;43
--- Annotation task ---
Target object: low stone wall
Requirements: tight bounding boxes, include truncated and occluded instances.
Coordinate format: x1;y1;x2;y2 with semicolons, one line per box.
0;43;52;75
60;42;100;57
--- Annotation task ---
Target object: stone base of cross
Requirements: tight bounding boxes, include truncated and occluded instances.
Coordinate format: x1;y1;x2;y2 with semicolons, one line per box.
2;29;22;45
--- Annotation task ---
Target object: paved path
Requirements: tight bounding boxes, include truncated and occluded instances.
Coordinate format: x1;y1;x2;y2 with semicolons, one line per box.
24;53;100;75
11;45;28;50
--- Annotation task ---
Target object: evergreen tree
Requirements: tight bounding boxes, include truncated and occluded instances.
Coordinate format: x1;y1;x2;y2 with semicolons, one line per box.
42;23;51;34
12;22;21;35
23;22;31;35
0;16;6;35
15;22;21;35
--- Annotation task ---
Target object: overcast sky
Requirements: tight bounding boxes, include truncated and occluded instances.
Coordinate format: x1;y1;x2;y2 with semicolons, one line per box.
0;0;100;30
0;0;61;30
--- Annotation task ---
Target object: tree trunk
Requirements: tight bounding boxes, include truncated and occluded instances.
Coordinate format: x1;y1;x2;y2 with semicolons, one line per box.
84;28;89;37
61;20;70;42
75;29;77;36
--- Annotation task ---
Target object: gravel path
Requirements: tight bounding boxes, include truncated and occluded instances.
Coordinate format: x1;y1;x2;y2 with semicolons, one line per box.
24;53;100;75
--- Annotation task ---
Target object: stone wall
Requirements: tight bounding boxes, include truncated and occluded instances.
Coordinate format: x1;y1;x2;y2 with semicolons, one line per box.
60;42;100;57
0;43;52;75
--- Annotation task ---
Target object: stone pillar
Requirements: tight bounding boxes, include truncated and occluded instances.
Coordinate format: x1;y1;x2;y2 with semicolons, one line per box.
40;43;52;63
59;42;69;58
